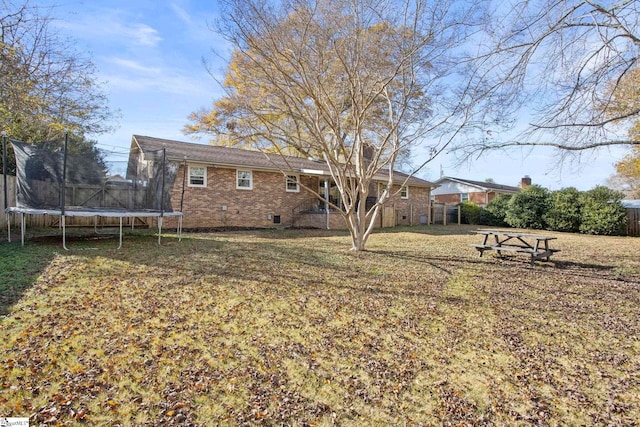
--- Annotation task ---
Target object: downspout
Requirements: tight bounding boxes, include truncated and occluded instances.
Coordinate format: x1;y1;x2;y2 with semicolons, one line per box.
428;187;432;225
324;177;330;230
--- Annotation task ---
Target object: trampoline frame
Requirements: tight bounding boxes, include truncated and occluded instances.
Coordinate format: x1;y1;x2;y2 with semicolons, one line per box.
5;207;183;250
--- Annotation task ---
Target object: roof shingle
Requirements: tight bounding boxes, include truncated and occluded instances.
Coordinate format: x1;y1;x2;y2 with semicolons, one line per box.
132;135;433;187
434;176;520;192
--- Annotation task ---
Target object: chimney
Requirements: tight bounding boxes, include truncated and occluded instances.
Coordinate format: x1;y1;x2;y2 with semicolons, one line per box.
362;143;374;163
521;175;532;188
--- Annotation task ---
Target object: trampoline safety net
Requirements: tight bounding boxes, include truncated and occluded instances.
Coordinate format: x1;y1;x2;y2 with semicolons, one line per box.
8;138;179;213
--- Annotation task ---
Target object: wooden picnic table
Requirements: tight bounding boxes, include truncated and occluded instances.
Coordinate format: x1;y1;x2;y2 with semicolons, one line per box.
471;229;560;264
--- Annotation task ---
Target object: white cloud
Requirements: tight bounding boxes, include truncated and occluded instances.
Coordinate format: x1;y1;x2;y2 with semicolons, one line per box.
170;3;192;26
101;58;212;96
127;23;162;47
53;9;161;48
107;57;162;75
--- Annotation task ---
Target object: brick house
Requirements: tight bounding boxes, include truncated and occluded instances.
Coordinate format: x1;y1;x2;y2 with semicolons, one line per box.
431;176;529;206
128;135;434;229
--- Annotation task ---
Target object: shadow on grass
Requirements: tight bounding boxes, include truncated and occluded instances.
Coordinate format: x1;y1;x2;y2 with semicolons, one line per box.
368;249;489;276
553;260;617;271
372;224;479;236
0;241;59;316
5;227;636;314
15;230;451;301
0;227;167;316
181;224;478;239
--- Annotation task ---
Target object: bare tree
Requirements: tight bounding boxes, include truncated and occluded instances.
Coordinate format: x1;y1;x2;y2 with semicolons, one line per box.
456;0;640;158
1;0;117;143
191;0;482;250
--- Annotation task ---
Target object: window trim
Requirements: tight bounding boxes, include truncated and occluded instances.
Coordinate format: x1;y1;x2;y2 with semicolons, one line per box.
236;169;253;190
188;165;207;188
400;186;409;199
286;174;300;192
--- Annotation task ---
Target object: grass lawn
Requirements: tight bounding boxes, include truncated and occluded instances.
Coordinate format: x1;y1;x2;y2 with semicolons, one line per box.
0;225;639;425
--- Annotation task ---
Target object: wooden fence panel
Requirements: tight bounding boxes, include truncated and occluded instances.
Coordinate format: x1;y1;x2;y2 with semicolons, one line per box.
430;203;460;225
0;175;151;230
1;174;17;229
381;206;395;227
628;208;640;237
430;203;443;224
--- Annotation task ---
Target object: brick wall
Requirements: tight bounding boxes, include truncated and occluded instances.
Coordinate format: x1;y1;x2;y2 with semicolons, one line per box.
434;191;489;206
385;185;430;226
434;193;461;204
172;165;319;228
172;164;430;229
469;192;487;205
294;212;348;229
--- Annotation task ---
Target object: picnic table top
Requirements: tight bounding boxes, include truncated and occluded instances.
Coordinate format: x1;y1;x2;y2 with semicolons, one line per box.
474;229;557;240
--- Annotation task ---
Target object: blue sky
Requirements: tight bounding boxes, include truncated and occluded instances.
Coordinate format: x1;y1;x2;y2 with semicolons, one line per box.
38;0;628;190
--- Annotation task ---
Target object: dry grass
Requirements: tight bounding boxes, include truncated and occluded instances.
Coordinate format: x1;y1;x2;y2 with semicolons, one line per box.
0;225;639;425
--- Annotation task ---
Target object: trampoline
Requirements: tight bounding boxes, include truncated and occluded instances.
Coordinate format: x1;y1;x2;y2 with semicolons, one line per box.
5;207;182;250
3;133;184;249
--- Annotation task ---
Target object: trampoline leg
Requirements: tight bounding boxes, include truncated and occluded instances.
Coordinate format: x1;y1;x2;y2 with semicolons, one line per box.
158;217;163;245
6;213;10;243
21;212;25;247
62;215;69;251
178;216;183;241
117;216;123;250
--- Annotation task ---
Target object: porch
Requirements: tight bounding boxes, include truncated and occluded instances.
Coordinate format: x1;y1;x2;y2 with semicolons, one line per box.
291;196;398;229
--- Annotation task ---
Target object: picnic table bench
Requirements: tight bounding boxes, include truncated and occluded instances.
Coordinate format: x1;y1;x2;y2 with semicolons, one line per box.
471;229;560;264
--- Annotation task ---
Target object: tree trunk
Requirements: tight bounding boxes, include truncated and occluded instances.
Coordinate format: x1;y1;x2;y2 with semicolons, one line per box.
350;233;367;251
347;192;379;251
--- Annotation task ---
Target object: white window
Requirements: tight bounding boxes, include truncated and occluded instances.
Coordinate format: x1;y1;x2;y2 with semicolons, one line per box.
461;192;469;202
286;174;300;192
236;170;253;190
188;166;206;187
401;186;409;199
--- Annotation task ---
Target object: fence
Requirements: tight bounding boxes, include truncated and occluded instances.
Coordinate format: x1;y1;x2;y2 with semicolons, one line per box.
430;203;461;225
1;174;153;230
0;174;29;228
627;208;640;237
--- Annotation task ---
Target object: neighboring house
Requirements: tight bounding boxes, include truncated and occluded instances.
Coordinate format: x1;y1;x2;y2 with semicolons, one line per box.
431;176;529;206
127;135;434;229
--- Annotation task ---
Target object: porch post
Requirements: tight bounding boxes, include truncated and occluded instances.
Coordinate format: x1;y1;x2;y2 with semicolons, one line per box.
324;178;330;230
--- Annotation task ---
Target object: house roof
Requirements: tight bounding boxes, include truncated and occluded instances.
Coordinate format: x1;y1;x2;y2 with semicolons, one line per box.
622;200;640;208
433;176;521;193
131;135;434;188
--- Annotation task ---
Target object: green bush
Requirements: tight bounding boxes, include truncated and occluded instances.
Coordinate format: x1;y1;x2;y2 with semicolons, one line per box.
460;201;481;224
579;186;627;235
544;187;582;232
480;194;511;226
505;185;549;229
